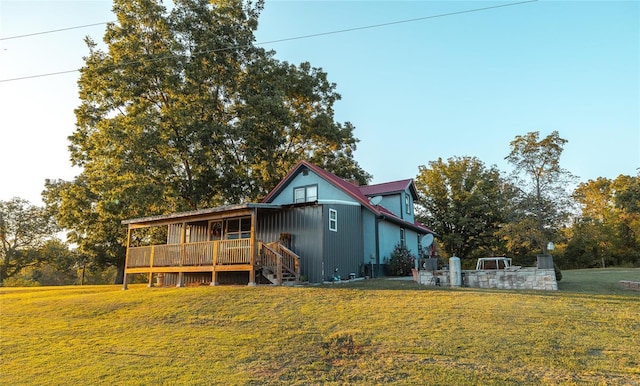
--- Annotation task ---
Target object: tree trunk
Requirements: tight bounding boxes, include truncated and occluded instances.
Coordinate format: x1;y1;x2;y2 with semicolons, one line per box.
114;256;125;285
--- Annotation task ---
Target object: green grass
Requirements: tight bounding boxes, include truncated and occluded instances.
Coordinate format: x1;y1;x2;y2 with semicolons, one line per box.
558;268;640;294
1;269;639;385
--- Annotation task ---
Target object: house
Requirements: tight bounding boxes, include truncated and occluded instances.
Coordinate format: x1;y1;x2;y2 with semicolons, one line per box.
121;160;436;288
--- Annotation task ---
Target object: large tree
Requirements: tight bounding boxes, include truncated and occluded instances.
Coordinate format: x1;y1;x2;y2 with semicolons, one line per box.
0;198;58;283
568;174;640;267
504;131;575;256
44;0;370;283
415;156;513;261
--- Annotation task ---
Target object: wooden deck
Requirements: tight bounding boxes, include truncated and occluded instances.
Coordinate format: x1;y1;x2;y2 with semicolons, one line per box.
123;239;299;287
126;239;251;271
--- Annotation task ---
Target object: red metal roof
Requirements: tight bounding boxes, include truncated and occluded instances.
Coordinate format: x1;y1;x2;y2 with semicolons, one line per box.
359;179;413;196
262;160;436;235
262;160;380;213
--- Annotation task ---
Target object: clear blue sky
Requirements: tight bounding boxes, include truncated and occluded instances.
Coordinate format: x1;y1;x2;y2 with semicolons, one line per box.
1;0;638;205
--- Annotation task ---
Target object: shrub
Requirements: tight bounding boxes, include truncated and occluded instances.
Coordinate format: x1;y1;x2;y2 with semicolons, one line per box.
385;243;416;276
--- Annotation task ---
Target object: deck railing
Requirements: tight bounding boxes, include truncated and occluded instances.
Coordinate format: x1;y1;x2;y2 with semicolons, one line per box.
217;239;251;265
127;246;152;268
155;244;183;266
126;239;251;269
260;242;300;282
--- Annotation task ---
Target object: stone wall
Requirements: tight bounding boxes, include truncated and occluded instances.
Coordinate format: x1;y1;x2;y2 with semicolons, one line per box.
417;267;558;291
619;281;640;292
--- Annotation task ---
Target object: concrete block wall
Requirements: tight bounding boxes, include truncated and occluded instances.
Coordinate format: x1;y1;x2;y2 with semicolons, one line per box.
619;281;640;292
417;268;558;291
418;270;450;287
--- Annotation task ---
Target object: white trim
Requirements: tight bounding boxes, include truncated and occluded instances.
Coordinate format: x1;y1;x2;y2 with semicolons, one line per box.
329;208;338;232
317;199;360;206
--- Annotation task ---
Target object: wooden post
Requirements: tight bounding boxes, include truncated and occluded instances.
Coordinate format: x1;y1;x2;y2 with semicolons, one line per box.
177;222;186;287
122;227;132;290
147;246;155;288
248;209;257;286
180;222;187;267
277;254;283;285
177;272;184;288
211;240;219;286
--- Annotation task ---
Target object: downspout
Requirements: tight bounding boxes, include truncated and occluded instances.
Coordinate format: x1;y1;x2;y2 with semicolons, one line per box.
375;215;382;277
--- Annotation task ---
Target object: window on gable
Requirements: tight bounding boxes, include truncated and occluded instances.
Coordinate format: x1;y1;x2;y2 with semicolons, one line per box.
294;185;318;203
329;208;338;232
405;194;411;214
307;185;317;202
294;188;305;203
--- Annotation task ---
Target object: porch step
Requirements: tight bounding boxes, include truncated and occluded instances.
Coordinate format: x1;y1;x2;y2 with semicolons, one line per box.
261;269;298;285
258;241;301;285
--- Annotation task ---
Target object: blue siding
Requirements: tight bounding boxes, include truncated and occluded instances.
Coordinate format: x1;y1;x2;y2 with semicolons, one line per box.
268;170;357;205
378;191;415;223
322;204;363;281
378;220;420;262
405;228;420;256
257;206;325;283
379;194;402;218
362;210;377;265
378;221;399;262
256;204;363;283
403;191;416;223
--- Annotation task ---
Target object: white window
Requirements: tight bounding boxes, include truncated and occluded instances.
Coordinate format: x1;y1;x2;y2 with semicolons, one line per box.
329;209;338;232
405;194;411;214
400;228;405;247
307;185;318;201
294;187;305;203
294;185;318;203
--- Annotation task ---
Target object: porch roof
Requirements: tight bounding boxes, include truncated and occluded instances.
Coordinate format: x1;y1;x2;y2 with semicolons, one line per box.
121;203;283;227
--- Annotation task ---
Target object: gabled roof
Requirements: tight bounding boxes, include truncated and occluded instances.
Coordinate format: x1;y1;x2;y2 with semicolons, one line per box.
359;179;419;199
262;160;379;213
262;160;436;235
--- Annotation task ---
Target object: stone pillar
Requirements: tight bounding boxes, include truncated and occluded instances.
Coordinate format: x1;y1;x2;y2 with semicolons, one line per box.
449;256;461;287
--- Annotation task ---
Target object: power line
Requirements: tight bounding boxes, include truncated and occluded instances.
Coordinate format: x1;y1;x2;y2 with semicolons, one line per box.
258;0;537;45
0;21;115;41
0;0;537;83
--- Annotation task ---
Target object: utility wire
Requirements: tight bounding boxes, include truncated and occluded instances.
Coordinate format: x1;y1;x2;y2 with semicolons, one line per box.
0;21;114;41
0;0;537;83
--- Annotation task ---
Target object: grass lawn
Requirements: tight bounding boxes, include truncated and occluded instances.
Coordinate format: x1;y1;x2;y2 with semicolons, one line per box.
558;268;640;294
1;269;639;385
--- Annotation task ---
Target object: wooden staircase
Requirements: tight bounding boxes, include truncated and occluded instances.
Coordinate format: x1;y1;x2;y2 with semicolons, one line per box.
259;242;301;285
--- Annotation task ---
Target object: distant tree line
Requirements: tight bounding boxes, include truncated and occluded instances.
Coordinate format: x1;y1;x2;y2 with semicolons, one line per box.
414;131;639;269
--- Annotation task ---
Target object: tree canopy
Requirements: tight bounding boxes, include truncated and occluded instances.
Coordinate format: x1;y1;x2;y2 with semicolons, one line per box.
504;131;575;255
415;156;513;260
566;174;640;267
45;0;370;282
0;198;58;283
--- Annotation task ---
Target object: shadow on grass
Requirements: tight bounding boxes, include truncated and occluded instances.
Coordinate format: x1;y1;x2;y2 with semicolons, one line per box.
312;277;430;291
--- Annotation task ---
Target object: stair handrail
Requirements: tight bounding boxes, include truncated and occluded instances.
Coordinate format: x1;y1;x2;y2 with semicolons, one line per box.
259;242;278;272
266;242;300;281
